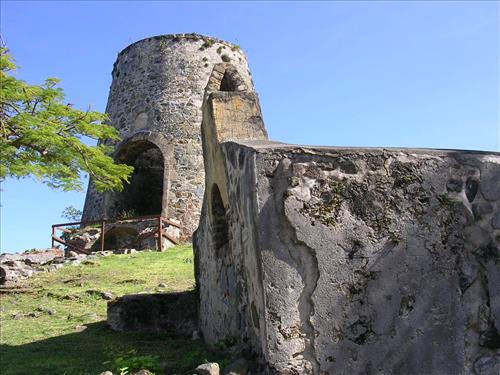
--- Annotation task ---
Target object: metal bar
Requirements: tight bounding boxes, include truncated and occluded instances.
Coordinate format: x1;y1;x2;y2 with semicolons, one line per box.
117;213;164;221
109;214;161;224
52;220;99;227
55;227;73;233
100;220;106;252
53;215;181;228
51;214;181;253
114;217;157;225
158;216;163;252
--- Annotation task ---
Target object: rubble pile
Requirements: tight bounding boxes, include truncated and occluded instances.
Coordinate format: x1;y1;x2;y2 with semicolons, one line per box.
0;248;113;286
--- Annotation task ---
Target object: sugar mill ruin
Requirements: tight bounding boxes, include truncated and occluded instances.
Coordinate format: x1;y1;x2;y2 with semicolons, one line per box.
64;34;500;373
81;34;259;239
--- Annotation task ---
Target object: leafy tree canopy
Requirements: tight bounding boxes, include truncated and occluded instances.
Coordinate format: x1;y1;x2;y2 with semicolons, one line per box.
61;205;83;222
0;47;133;192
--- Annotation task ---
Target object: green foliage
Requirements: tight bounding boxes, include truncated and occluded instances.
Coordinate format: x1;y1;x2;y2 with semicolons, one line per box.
0;245;230;374
61;205;83;221
199;39;215;51
0;48;133;192
331;181;345;195
159;39;169;50
117;209;138;219
112;349;159;374
388;230;401;244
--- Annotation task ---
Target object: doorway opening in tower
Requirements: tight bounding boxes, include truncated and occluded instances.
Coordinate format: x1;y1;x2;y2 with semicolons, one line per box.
219;70;238;92
115;140;165;217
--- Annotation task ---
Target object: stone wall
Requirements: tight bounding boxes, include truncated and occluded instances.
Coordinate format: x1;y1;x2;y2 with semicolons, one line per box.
195;89;500;373
82;34;255;239
194;83;268;353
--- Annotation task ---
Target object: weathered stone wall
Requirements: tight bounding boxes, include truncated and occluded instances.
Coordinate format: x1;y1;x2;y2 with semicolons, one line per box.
82;34;255;238
194;70;268;350
196;120;500;374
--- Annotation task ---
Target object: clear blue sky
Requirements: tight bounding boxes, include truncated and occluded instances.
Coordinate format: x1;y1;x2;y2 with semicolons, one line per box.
1;1;499;252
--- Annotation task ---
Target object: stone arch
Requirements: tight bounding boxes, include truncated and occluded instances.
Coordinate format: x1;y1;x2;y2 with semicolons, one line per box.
206;63;248;94
105;132;172;219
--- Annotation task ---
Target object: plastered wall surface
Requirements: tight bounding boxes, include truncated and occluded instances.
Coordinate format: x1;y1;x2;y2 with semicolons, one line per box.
196;120;500;374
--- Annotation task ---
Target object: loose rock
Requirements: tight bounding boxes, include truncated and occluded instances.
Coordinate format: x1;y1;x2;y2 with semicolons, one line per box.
75;325;87;332
195;362;220;375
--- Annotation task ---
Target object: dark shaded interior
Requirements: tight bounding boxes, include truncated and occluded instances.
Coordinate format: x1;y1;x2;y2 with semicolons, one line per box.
219;71;238;92
102;226;139;250
211;184;229;252
116;141;164;217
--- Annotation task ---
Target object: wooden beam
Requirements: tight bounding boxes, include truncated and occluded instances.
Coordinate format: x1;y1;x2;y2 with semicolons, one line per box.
162;232;179;245
51;235;90;255
100;220;106;252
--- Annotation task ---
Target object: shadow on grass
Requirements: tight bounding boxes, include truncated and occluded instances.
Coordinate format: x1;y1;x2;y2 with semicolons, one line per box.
1;321;224;375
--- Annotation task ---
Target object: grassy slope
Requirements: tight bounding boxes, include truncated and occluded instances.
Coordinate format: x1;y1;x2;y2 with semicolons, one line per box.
0;245;227;375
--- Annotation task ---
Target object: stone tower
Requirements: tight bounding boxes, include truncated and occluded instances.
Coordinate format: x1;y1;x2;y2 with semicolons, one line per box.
82;34;256;239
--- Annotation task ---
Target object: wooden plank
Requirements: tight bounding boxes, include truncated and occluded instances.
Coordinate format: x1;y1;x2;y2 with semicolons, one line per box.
160;217;181;228
100;221;106;252
158;216;163;252
162;232;179;245
51;226;55;248
52;235;90;255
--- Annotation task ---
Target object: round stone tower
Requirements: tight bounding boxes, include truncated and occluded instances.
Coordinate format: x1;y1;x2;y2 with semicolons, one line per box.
82;33;255;239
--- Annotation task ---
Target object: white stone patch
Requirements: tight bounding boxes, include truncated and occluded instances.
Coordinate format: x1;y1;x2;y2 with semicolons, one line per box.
290;176;316;202
481;154;500;164
131;111;148;133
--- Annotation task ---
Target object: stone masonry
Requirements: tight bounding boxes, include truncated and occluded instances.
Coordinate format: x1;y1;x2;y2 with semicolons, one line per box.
194;76;500;373
89;34;500;373
82;34;255;239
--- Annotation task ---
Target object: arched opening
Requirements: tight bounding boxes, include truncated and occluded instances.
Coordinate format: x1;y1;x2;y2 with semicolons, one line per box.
205;63;247;94
219;71;238;92
115;140;165;217
102;227;139;250
211;184;228;252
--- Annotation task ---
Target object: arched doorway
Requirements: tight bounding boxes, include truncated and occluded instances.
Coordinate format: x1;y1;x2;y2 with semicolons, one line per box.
219;70;238;92
112;140;165;218
205;63;248;94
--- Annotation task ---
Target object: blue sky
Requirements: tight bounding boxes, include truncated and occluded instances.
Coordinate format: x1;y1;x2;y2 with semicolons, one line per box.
1;1;499;252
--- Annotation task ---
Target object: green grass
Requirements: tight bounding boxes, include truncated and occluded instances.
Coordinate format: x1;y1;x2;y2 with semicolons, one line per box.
0;245;229;375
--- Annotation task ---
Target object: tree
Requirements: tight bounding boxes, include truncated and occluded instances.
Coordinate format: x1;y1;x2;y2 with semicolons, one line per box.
0;47;133;192
61;205;83;222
